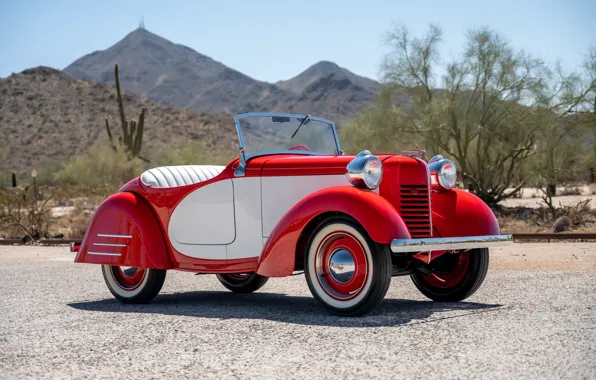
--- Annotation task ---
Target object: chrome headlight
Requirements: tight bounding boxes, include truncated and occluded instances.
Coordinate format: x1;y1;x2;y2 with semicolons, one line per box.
346;150;383;190
428;155;457;190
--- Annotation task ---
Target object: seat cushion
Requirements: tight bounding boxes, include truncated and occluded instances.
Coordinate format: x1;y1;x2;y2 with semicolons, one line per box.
140;165;225;188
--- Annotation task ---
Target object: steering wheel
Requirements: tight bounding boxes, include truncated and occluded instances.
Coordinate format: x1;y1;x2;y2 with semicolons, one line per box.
288;144;311;152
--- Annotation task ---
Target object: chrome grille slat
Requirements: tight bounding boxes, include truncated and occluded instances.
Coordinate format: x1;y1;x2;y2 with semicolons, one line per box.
399;183;431;238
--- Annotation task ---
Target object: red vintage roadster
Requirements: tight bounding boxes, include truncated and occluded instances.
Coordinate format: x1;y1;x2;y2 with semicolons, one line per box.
73;112;511;316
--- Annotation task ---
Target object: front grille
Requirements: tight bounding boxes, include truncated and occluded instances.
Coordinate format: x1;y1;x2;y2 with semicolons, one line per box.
399;185;431;238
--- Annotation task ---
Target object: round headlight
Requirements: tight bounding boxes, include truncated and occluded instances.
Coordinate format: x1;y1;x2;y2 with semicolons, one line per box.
346;150;383;190
428;156;457;190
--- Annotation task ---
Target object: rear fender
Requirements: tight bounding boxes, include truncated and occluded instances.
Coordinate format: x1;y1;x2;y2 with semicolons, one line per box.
256;186;410;277
431;189;500;237
75;192;173;269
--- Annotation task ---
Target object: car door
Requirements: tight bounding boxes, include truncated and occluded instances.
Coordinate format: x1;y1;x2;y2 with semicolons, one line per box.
168;179;235;260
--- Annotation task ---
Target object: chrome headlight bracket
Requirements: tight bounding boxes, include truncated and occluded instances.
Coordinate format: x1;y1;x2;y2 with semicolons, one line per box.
346;150;383;190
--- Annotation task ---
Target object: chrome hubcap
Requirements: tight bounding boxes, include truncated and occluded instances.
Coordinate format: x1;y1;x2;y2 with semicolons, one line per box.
328;249;355;283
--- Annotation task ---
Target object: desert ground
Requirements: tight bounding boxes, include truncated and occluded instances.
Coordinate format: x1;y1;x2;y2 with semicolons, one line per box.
1;243;595;379
501;194;595;209
500;185;596;209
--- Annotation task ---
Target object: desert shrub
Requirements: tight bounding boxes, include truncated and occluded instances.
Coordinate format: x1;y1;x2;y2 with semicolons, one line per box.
34;158;69;186
564;199;593;227
158;142;232;166
52;185;112;207
51;200;95;239
496;199;596;233
0;186;53;240
0;172;12;187
54;144;144;190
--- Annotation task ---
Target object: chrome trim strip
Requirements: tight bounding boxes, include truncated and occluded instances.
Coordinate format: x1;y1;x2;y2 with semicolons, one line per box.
88;251;122;257
97;233;133;239
400;149;426;157
93;243;127;247
391;234;513;253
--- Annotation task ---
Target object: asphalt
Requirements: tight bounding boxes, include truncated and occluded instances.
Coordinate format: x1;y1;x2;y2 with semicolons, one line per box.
0;245;595;379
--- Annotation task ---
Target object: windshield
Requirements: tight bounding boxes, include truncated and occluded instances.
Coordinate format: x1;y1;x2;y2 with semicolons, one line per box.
235;113;340;158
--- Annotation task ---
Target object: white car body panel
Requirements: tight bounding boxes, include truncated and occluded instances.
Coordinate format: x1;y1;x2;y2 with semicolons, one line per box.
261;175;348;237
168;174;352;260
226;178;263;260
168;180;235;258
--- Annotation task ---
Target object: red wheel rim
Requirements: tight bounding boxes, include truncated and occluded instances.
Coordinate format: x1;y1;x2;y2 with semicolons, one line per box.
111;267;147;291
315;231;369;301
423;251;469;288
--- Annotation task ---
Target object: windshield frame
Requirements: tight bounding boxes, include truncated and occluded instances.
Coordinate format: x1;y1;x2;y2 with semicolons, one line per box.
233;112;343;160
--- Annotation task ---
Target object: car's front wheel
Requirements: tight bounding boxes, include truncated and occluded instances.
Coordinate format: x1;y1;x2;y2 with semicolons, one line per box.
101;265;166;304
411;248;489;302
216;273;269;293
304;218;392;316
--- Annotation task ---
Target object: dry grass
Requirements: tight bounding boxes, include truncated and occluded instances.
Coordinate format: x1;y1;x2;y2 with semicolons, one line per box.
49;201;94;239
497;201;596;234
0;186;54;240
498;215;596;233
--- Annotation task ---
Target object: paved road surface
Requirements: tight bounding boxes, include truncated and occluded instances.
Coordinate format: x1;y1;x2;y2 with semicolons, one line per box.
1;244;595;379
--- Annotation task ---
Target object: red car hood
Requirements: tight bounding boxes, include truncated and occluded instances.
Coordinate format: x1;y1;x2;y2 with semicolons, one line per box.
253;154;395;177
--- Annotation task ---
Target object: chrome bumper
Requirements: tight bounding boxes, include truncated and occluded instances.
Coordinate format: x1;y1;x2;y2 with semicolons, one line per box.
391;234;513;253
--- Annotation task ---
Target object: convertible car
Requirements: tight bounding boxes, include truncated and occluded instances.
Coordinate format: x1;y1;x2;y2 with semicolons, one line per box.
73;112;511;316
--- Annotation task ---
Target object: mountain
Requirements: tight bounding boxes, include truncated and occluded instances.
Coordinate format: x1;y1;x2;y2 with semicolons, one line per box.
276;61;379;95
0;67;238;173
63;28;380;122
276;61;380;123
63;28;289;116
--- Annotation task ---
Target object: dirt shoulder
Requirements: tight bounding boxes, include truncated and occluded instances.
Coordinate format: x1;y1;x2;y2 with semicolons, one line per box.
490;242;596;271
501;194;595;209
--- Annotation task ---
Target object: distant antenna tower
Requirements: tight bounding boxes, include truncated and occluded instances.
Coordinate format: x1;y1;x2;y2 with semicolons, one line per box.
139;16;145;29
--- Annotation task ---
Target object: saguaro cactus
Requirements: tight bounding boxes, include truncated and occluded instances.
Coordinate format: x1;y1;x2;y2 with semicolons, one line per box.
105;64;149;162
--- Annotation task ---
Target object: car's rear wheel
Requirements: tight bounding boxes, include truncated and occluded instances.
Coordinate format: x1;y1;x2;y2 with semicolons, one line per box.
411;248;489;302
304;218;392;316
216;272;269;293
101;265;166;304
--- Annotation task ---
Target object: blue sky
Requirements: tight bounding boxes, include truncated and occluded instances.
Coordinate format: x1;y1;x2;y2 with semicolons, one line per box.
0;0;594;82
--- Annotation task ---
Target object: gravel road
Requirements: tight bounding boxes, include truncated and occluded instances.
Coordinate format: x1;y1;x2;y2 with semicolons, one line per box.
1;244;595;379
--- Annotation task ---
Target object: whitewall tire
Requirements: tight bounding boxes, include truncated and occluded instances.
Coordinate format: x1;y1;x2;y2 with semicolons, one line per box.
304;218;392;316
101;265;166;304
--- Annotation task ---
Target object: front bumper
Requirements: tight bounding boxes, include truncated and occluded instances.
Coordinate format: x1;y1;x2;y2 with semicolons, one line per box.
391;234;513;253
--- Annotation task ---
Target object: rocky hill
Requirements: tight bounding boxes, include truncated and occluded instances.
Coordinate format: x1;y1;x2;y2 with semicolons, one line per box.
276;60;379;95
0;67;238;173
63;28;379;121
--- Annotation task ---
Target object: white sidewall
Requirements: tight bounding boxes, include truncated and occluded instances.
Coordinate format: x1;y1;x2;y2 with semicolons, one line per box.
307;223;374;309
102;265;150;298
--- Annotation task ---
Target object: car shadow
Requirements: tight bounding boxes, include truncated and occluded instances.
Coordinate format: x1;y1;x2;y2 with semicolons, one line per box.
68;291;503;328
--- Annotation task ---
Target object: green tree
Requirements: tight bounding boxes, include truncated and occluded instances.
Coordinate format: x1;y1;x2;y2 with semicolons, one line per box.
343;24;594;206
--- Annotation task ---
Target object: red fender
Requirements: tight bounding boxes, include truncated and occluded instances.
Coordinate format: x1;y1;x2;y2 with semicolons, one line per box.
431;189;500;237
256;186;410;277
75;192;173;269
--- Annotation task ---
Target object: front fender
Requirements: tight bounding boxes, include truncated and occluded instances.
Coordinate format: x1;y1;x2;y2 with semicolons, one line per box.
256;186;410;277
431;189;500;237
75;192;173;269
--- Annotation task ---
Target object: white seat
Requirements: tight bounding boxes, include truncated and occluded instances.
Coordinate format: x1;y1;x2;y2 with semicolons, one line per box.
140;165;225;188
